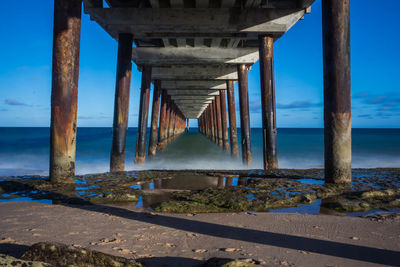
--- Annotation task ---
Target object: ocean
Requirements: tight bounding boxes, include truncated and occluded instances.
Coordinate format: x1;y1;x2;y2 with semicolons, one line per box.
0;127;399;176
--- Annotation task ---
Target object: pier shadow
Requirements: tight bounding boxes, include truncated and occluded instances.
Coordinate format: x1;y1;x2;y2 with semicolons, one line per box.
80;205;400;266
137;256;202;266
0;243;30;258
1;181;400;265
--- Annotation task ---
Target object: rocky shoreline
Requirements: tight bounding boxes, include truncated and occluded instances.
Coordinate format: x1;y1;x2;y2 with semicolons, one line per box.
1;168;399;216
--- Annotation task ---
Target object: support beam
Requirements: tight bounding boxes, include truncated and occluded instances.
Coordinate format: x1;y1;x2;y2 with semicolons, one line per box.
134;65;152;165
186;119;190;132
110;33;133;172
50;0;81;183
152;66;238;80
210;102;215;143
162;80;227;89
148;80;161;158
132;48;259;66
166;90;220;96
215;95;223;147
237;64;252;165
220;89;229;151
259;35;278;170
158;90;168;149
322;0;351;184
86;8;306;37
226;80;239;157
161;96;172;150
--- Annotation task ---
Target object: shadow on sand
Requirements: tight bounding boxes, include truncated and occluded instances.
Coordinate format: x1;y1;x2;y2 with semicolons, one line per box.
1;181;400;266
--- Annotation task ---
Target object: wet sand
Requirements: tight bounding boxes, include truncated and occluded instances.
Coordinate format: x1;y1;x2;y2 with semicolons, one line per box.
0;201;399;267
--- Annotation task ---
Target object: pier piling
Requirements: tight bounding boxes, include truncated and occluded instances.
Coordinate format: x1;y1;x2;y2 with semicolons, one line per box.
110;33;133;172
220;90;229;151
226;81;239;158
157;90;167;150
215;95;223;147
50;0;81;183
238;64;252;165
322;0;351;184
148;80;161;158
259;35;278;170
134;65;152;165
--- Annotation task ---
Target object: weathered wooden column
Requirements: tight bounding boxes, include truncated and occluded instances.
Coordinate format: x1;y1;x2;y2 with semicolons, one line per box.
210;102;216;142
157;90;167;149
322;0;351;184
237;64;252;165
259;35;278;170
148;80;161;158
50;0;81;183
226;81;239;157
110;34;133;172
220;90;229;152
215;95;223;147
164;97;172;146
134;65;152;165
213;101;218;144
168;104;176;143
208;107;212;139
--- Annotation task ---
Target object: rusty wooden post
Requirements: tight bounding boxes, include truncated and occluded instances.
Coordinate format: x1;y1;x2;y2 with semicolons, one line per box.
213;101;218;144
206;107;210;138
259;35;278;170
50;0;81;183
210;102;215;142
322;0;351;184
208;104;214;141
168;104;175;143
226;81;239;158
157;90;167;149
110;34;133;172
134;65;152;165
148;80;161;158
215;95;223;147
164;96;172;146
238;64;252;165
220;89;229;152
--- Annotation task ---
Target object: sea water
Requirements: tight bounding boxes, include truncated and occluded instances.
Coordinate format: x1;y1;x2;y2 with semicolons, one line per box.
0;127;399;176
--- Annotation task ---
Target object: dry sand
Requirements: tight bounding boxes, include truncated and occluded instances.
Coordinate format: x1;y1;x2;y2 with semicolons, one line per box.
0;201;399;266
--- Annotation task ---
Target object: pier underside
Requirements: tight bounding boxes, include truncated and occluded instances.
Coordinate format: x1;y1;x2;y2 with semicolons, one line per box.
49;0;352;185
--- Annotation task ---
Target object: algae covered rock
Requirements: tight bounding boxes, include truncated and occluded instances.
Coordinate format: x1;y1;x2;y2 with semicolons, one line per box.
0;253;53;267
21;242;143;267
203;257;259;267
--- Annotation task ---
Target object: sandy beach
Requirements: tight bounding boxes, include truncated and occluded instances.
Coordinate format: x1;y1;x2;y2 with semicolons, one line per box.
0;201;399;266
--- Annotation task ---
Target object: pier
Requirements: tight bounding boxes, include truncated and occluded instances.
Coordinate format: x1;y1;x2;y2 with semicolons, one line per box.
50;0;351;184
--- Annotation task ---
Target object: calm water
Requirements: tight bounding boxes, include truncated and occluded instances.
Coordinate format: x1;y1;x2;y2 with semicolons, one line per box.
0;127;399;176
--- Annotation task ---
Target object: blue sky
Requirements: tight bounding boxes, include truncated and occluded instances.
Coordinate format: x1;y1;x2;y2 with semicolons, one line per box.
0;0;399;128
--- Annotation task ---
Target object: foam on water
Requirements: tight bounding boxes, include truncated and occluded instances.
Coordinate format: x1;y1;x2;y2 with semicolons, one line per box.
0;127;399;176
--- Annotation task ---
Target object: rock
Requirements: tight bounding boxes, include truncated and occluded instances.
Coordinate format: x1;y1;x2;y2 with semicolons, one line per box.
21;242;143;267
220;248;241;252
193;249;208;253
203;257;259;266
0;253;53;267
350;236;360;240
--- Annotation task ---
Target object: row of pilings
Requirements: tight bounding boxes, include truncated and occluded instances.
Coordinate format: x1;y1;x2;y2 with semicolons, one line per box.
49;0;351;185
